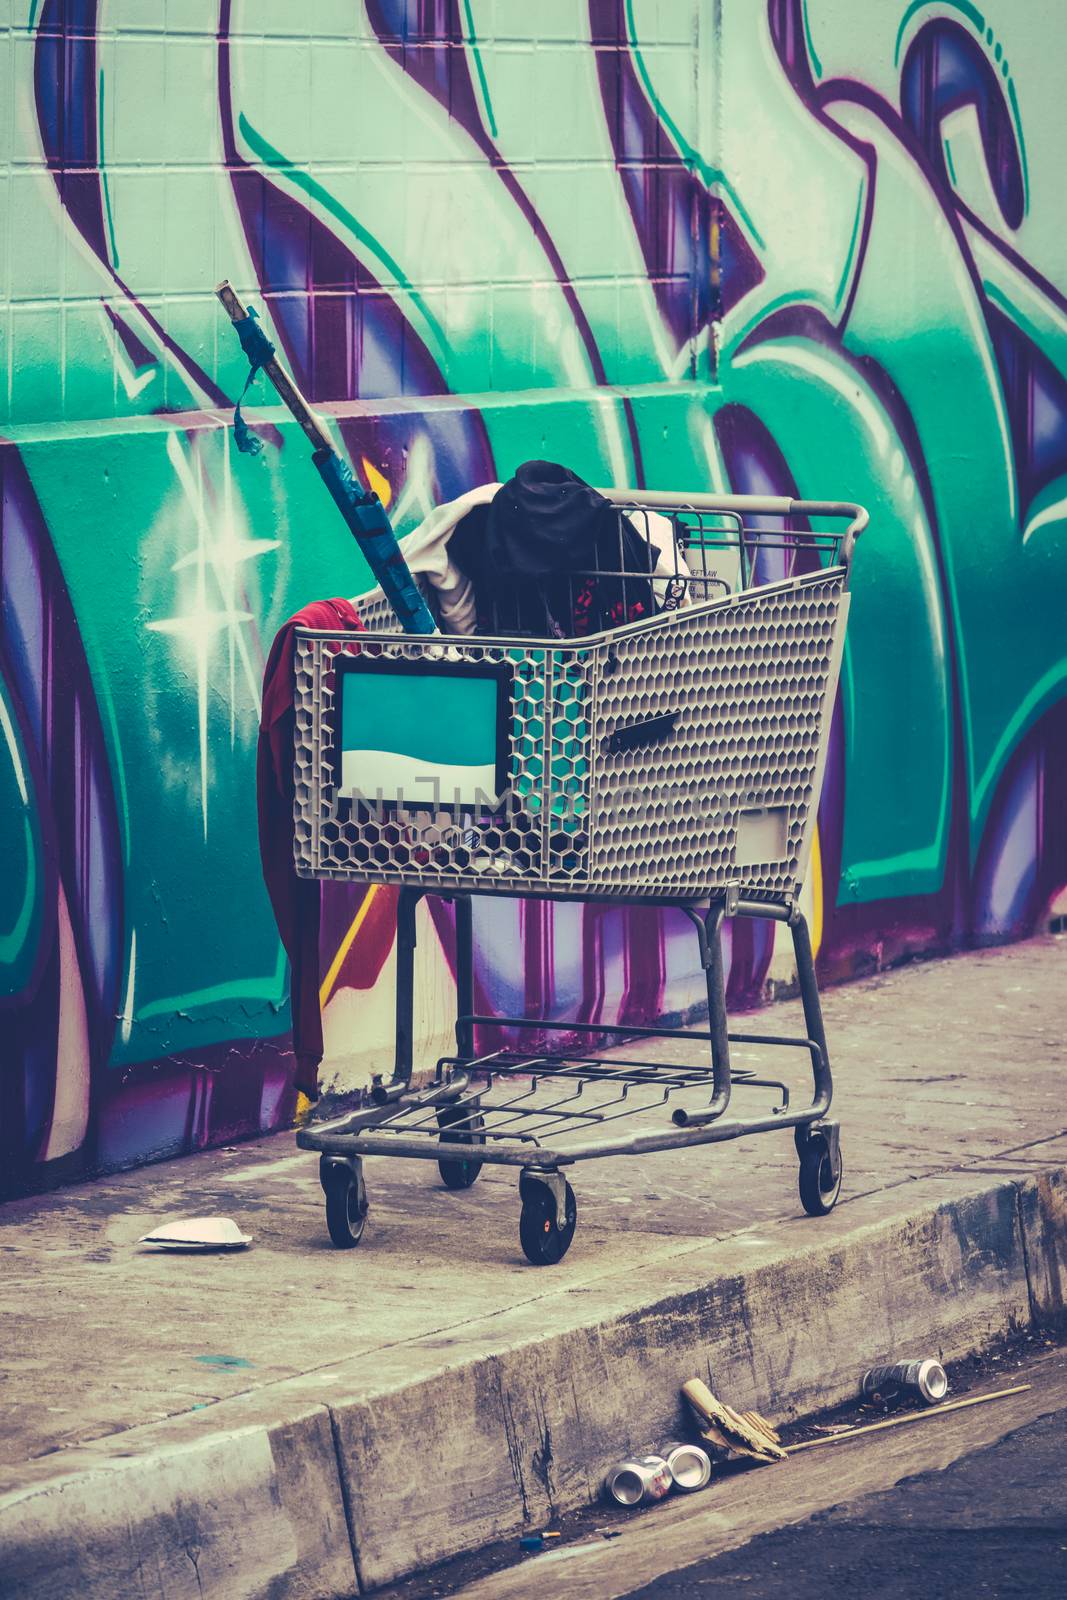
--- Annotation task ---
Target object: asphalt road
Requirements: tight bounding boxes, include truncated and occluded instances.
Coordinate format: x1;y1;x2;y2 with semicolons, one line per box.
436;1344;1067;1600
621;1405;1067;1599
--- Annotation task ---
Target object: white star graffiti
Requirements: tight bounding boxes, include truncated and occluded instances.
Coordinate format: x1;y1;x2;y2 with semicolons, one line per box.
146;433;279;837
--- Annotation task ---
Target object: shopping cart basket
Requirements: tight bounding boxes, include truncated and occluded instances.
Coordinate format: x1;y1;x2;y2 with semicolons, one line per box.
294;489;867;1262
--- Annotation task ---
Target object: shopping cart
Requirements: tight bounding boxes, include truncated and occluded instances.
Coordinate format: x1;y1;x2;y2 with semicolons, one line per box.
294;489;866;1262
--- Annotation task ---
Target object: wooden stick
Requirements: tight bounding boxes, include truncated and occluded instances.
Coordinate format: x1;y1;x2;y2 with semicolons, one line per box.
784;1384;1032;1454
215;279;334;455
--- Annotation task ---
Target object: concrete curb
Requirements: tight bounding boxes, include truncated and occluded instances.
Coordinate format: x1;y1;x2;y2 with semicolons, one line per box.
3;1165;1064;1598
0;1395;357;1600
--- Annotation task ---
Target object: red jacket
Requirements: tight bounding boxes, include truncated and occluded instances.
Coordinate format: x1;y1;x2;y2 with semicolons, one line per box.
258;598;363;1095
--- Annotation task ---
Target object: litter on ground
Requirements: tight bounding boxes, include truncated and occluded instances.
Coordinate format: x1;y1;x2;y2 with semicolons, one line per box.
137;1217;252;1251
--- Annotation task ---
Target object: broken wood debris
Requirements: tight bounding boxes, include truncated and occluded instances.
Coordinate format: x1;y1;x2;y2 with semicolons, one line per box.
683;1380;1032;1468
681;1378;786;1464
784;1383;1032;1454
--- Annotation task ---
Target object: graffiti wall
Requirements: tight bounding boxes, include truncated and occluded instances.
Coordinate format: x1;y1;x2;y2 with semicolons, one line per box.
2;0;1064;1196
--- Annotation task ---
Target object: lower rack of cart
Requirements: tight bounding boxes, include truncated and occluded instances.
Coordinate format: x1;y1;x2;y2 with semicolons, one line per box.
297;888;843;1264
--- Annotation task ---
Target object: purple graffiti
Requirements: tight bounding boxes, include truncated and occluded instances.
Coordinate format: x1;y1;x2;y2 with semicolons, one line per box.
217;1;494;500
895;20;1067;522
972;700;1067;940
764;0;1067;972
714;403;820;586
1;444;124;1195
95;1036;297;1172
32;1;231;410
10;4;1066;1203
217;11;443;403
367;0;609;385
986;306;1067;523
590;0;763;358
900;19;1025;231
770;0;1067;525
364;0;645;478
33;0;108;262
367;1;488;140
102;305;159;375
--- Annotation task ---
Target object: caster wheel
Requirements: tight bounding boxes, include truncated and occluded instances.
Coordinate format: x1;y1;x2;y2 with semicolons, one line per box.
798;1133;842;1216
322;1162;368;1248
436;1103;485;1190
519;1176;577;1265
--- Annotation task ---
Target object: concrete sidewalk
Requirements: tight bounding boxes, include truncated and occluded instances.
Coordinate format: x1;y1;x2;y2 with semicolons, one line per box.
2;935;1066;1597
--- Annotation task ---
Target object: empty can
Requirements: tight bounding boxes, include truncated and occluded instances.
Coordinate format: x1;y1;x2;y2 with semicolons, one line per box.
603;1454;673;1506
662;1441;712;1492
861;1358;948;1405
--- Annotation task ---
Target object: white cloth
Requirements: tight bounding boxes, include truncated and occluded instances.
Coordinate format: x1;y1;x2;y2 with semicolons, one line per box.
634;509;693;610
401;483;501;635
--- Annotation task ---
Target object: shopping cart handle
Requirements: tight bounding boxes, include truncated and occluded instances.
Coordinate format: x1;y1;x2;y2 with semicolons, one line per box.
593;489;868;569
607;711;679;754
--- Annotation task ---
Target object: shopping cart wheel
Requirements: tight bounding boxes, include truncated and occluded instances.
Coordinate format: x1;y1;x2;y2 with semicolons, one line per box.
518;1172;577;1266
320;1155;368;1248
798;1128;842;1216
436;1103;486;1190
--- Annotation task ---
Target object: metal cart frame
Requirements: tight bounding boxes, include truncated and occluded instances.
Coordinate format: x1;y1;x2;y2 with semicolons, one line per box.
297;490;867;1263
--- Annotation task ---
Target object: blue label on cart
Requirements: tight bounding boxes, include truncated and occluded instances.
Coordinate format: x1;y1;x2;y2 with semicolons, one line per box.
337;659;511;809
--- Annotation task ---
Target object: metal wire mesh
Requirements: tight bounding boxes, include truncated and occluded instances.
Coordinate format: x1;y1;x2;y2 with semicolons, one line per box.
375;1050;790;1150
292;505;849;900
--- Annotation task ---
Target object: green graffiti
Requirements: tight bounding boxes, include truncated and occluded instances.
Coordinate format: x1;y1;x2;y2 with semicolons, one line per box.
2;2;1065;1184
98;69;119;269
461;0;499;138
1005;76;1030;214
622;0;766;249
801;0;824;78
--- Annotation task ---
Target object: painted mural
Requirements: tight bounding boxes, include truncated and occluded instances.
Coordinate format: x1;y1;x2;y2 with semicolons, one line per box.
2;0;1064;1197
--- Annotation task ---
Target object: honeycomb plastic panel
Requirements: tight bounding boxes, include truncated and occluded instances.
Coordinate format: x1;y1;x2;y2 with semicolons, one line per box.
356;585;424;634
293;634;595;891
293;567;847;901
586;571;846;897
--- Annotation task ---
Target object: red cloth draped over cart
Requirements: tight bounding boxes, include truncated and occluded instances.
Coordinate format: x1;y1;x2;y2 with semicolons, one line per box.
258;598;363;1096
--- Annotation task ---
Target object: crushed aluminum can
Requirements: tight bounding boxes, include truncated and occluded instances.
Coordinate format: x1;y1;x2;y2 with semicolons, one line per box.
603;1454;673;1506
861;1358;949;1406
661;1441;712;1492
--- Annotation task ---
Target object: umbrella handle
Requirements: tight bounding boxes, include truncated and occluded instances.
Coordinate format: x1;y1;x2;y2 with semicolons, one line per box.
215;279;335;456
215;280;438;636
